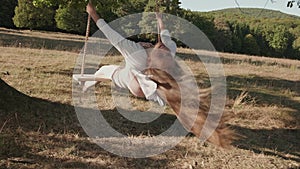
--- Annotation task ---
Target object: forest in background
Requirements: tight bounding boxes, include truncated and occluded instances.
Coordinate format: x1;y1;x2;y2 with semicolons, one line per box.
0;0;299;59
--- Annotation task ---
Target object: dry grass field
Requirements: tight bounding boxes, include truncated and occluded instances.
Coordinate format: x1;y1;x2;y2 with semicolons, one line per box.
0;28;299;168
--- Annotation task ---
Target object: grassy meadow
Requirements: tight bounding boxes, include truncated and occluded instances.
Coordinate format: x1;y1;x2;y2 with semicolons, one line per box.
0;27;299;168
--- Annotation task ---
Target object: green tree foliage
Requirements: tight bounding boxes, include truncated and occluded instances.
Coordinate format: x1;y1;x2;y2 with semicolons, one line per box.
55;1;87;34
209;8;300;59
254;24;294;57
141;0;182;15
213;18;233;52
0;0;18;28
32;0;56;7
13;0;55;30
289;25;300;54
5;0;300;60
228;21;250;52
293;38;300;52
139;0;182;42
182;10;216;39
292;37;300;60
266;25;290;54
163;0;182;16
33;0;129;33
114;0;148;16
242;34;260;55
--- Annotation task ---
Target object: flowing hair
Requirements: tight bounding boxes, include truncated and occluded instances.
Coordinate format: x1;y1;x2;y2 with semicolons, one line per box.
143;42;236;148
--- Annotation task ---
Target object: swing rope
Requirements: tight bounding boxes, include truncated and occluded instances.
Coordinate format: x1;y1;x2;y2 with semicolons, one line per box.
74;0;111;83
155;0;161;43
81;6;91;76
78;0;162;81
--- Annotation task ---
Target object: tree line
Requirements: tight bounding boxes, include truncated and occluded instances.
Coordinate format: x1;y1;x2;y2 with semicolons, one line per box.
0;0;299;59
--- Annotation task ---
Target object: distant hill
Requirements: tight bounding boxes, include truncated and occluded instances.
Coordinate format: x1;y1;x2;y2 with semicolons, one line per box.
207;8;300;19
182;8;300;60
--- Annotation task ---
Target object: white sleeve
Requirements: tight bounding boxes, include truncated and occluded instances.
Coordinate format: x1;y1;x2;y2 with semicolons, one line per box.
96;19;144;59
160;29;177;57
131;69;165;106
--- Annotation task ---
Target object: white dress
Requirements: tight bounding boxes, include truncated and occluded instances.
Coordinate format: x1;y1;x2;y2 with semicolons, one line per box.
84;19;177;106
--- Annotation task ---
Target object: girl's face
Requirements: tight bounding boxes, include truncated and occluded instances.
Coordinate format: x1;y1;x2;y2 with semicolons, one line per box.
148;49;174;72
147;42;175;74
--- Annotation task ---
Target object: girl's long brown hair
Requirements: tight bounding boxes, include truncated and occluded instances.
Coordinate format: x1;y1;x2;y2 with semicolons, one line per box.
144;43;236;148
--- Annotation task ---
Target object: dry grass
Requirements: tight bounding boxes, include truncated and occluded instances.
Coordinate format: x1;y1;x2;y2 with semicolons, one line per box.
0;28;299;168
0;27;85;52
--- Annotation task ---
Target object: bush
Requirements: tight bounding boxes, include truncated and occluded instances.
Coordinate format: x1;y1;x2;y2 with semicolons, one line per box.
55;2;87;34
13;0;55;30
242;34;260;55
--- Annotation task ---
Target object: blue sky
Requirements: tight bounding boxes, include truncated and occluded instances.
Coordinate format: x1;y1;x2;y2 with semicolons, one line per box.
180;0;300;17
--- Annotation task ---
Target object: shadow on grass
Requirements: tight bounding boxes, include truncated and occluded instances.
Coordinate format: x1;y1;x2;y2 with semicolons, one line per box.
233;126;300;162
0;78;174;168
227;75;300;162
100;108;177;136
227;75;300;126
227;75;300;97
1;76;299;167
1;132;170;168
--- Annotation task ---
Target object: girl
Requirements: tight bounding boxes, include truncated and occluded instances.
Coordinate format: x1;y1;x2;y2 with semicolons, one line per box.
85;2;235;148
85;2;176;106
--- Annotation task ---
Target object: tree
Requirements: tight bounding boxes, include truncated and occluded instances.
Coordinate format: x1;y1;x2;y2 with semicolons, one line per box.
252;25;271;56
231;35;242;53
114;0;148;17
293;37;300;52
32;0;55;7
55;1;88;34
162;0;182;16
213;18;233;52
182;10;216;39
139;0;182;42
0;0;18;28
269;25;290;55
13;0;55;30
228;21;250;53
292;37;300;59
242;34;260;55
139;0;161;42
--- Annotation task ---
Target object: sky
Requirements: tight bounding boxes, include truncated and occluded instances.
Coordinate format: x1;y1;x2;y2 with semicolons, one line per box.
180;0;300;17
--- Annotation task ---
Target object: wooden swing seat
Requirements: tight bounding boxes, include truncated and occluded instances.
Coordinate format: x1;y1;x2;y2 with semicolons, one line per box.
75;0;161;86
73;74;111;82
